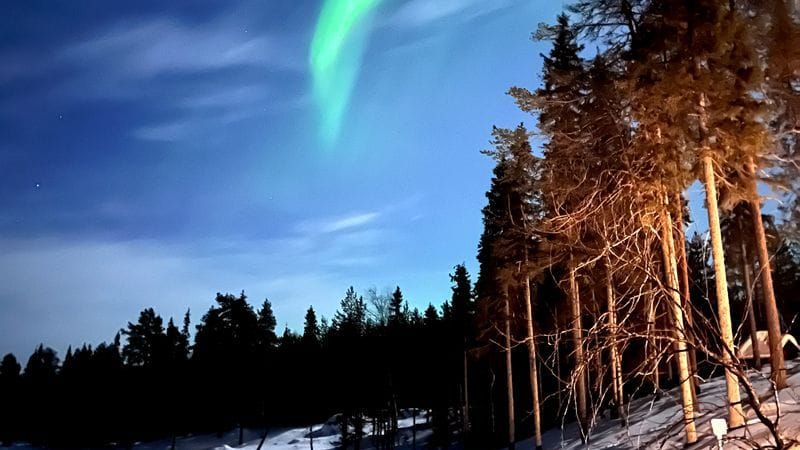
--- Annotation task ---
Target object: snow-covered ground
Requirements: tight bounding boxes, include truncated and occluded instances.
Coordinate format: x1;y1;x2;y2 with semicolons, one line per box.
8;362;800;449
6;409;432;450
3;409;433;450
514;361;800;449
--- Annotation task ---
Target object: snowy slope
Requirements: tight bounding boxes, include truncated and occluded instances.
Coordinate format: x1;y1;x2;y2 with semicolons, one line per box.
514;361;800;449
8;363;800;450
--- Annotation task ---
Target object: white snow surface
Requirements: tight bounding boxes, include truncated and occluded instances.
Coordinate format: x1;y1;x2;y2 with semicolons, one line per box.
8;362;800;449
514;361;800;449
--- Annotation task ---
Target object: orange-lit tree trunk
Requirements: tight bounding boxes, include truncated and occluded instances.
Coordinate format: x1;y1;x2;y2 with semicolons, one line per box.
523;275;543;450
568;257;588;437
644;290;660;390
741;240;761;370
604;254;625;424
745;156;786;387
659;197;697;444
701;155;745;427
674;193;699;404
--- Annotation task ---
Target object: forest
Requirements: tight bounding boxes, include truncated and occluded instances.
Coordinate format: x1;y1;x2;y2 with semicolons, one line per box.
2;0;800;448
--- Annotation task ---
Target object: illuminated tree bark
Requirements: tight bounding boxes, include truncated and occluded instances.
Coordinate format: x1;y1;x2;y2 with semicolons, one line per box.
643;286;659;390
604;254;625;424
568;257;588;437
523;275;543;450
659;197;697;443
702;155;745;427
674;199;699;405
746;156;786;388
740;239;761;370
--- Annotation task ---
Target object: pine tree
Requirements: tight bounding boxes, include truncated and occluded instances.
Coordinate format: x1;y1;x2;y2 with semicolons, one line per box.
165;318;189;364
333;287;367;337
388;286;405;327
0;354;21;381
181;309;191;342
423;304;439;326
24;345;59;381
302;306;320;347
257;299;278;350
511;14;591;436
122;308;166;368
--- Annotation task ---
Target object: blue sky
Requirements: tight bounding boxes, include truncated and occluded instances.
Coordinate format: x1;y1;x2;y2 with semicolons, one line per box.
0;0;569;358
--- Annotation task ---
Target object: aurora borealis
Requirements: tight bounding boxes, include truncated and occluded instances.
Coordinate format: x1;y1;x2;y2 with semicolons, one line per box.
310;0;383;145
0;0;558;359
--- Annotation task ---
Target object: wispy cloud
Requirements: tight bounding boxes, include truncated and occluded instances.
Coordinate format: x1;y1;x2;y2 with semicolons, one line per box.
59;18;297;80
0;196;428;358
0;11;308;142
297;211;381;234
322;212;381;233
386;0;515;28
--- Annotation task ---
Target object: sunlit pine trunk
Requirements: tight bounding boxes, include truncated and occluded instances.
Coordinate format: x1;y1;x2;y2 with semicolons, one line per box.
555;303;563;410
674;194;699;404
745;155;786;388
503;288;516;449
644;290;660;391
523;272;543;450
568;255;588;437
659;194;698;444
701;155;745;427
741;240;761;370
605;254;625;425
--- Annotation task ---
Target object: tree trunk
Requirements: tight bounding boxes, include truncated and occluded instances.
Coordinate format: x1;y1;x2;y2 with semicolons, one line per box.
309;424;314;450
503;291;516;449
523;275;543;450
605;255;626;425
674;196;699;405
644;290;660;391
412;408;416;449
702;155;745;427
463;345;470;436
741;240;761;370
568;257;588;437
745;155;786;388
489;368;496;435
659;196;698;444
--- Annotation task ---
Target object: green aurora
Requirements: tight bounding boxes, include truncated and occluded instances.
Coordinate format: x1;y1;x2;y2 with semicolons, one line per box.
309;0;383;145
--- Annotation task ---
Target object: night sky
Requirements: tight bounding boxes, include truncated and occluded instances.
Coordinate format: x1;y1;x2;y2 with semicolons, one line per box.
0;0;569;358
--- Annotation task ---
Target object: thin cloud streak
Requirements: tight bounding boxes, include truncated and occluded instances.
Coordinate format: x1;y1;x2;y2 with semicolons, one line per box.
297;211;381;234
386;0;516;28
59;18;298;80
321;212;381;233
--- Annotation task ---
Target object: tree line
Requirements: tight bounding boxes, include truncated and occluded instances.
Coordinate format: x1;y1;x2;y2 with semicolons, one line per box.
0;275;483;448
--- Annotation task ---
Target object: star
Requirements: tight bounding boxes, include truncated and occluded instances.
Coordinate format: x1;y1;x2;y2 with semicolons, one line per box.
34;183;41;189
58;114;63;119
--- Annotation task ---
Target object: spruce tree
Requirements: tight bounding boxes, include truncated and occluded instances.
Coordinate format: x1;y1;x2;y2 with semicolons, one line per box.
302;306;320;347
388;286;405;327
257;299;278;350
0;354;21;380
122;308;166;368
